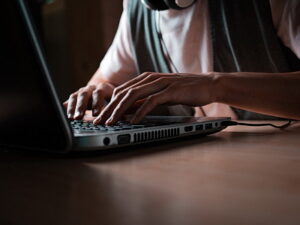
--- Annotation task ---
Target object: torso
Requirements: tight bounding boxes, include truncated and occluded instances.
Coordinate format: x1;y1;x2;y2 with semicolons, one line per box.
99;0;300;118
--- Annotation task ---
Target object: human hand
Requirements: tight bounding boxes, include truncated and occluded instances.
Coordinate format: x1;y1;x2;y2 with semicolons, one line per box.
64;82;115;120
93;72;217;125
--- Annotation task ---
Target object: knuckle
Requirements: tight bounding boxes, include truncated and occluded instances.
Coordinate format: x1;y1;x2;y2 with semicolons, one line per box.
114;90;125;100
148;73;158;79
113;92;121;101
127;88;138;97
76;104;85;111
141;72;152;77
69;93;77;99
93;88;103;95
93;97;103;106
146;95;156;104
80;86;92;93
78;90;88;98
95;83;105;90
113;87;120;96
87;84;96;89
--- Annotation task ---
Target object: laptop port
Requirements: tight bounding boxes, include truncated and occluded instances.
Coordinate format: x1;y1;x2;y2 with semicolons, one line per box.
195;124;203;131
117;134;131;145
184;126;193;132
103;137;110;146
205;123;213;130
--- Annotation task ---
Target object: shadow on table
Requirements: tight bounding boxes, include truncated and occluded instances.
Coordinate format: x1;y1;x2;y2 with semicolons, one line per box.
0;133;223;162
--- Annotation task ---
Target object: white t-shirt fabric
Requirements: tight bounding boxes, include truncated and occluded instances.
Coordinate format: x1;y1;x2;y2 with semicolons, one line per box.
99;0;300;118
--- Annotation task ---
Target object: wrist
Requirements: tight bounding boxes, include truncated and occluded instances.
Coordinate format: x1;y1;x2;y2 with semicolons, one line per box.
210;72;227;103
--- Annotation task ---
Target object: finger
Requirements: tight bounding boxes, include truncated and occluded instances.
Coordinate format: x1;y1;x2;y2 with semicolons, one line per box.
112;73;178;99
124;99;146;114
108;74;175;119
93;90;128;124
111;72;177;99
131;90;171;124
105;78;172;125
94;76;175;124
74;86;95;119
67;93;78;119
114;74;175;100
112;72;152;98
63;101;68;109
92;88;105;117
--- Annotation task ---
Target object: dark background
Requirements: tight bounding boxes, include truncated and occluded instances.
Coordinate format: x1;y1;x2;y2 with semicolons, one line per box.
36;0;123;101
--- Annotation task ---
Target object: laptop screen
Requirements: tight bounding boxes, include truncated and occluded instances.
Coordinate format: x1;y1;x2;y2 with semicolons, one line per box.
0;0;70;151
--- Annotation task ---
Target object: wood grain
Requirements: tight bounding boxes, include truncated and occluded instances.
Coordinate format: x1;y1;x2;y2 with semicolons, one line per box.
1;121;300;225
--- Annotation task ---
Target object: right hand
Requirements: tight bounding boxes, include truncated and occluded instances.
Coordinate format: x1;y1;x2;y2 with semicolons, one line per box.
64;82;115;120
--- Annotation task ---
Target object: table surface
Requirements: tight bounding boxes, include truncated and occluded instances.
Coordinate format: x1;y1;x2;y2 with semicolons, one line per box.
1;121;300;225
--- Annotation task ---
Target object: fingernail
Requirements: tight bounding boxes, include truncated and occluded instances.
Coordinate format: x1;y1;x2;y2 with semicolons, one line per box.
74;112;81;118
105;117;113;125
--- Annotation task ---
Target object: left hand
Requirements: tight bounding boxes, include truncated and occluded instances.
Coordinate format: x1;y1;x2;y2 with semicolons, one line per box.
93;72;217;125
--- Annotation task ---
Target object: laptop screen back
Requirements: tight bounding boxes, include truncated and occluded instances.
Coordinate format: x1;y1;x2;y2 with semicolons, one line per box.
0;0;71;152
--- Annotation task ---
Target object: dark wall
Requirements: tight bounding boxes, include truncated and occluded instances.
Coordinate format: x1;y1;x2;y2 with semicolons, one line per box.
42;0;123;101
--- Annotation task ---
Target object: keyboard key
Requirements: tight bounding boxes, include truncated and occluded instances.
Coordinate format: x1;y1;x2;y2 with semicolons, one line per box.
71;120;157;132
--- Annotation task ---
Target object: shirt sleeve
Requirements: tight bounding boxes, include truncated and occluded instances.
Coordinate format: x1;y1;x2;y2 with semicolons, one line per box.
99;0;138;86
270;0;300;59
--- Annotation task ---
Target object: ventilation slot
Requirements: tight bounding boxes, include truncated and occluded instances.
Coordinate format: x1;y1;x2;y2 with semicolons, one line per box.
134;128;180;143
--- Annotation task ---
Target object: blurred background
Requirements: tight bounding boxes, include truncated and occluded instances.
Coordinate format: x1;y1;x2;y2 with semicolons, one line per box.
30;0;123;101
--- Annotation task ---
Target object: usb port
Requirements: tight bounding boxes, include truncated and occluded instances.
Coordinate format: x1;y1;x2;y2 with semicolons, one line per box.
205;123;213;130
195;124;203;131
184;126;193;132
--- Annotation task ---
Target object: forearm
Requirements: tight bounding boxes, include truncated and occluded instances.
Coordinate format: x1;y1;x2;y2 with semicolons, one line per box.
214;71;300;120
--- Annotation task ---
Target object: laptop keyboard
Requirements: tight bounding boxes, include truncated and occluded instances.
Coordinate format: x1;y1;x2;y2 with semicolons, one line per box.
71;120;150;132
70;116;189;132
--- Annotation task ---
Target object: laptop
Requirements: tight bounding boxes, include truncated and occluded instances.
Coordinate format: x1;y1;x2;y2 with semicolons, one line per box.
0;0;230;153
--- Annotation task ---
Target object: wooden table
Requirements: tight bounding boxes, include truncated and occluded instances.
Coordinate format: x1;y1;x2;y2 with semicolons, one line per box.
1;121;300;225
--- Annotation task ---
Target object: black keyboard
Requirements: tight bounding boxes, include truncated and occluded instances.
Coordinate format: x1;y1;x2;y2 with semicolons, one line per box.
70;120;148;132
